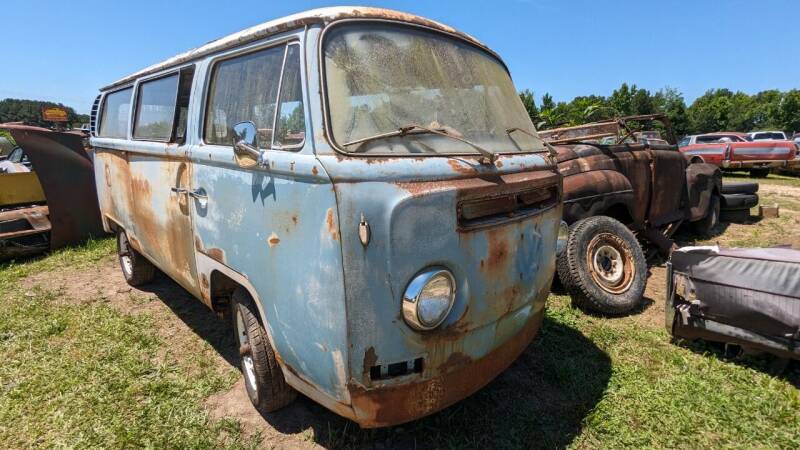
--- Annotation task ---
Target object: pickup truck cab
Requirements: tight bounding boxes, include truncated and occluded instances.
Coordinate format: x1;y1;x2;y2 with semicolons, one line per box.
679;132;797;177
747;130;787;141
90;7;563;427
540;115;720;314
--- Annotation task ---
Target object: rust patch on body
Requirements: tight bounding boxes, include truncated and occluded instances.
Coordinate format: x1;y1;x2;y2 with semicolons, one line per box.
447;159;477;175
311;165;319;176
485;228;510;272
325;208;339;240
438;351;473;373
348;309;545;428
267;232;280;247
206;247;226;263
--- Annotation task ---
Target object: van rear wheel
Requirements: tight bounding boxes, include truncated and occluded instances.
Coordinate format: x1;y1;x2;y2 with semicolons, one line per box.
557;216;647;315
231;287;296;413
117;231;155;286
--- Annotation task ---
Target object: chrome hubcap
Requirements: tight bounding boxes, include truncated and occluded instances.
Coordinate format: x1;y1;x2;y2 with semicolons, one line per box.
119;235;133;275
236;309;257;394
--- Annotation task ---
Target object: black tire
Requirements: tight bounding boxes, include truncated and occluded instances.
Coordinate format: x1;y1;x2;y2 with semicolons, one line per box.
117;230;155;286
231;287;296;413
750;168;770;178
720;208;751;223
556;216;647;315
721;182;759;195
721;193;758;210
692;194;720;236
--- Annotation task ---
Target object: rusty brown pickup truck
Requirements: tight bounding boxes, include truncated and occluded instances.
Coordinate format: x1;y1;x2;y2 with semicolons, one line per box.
540;115;721;314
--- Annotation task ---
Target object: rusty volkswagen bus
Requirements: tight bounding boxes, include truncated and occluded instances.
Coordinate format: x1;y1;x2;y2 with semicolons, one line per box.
91;7;564;427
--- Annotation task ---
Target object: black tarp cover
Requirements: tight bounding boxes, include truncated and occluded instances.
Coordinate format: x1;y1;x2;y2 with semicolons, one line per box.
669;246;800;358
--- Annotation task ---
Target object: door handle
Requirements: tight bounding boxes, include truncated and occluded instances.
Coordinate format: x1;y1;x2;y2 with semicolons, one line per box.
188;189;208;200
171;187;188;195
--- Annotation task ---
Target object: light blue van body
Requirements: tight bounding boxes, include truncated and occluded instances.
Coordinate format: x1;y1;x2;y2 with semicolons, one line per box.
91;7;561;427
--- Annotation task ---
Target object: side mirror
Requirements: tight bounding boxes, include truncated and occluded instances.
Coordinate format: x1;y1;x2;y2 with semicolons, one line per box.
232;121;266;169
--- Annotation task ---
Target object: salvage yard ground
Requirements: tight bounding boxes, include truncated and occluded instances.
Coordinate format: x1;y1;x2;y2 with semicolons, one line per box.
1;175;799;449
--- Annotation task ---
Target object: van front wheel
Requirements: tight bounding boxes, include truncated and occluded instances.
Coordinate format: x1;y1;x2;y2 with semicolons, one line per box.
117;231;155;286
231;287;296;413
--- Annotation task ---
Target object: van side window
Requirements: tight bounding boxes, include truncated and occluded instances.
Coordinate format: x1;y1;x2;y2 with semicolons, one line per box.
134;74;179;141
98;87;133;138
134;66;195;143
204;45;285;147
274;44;305;148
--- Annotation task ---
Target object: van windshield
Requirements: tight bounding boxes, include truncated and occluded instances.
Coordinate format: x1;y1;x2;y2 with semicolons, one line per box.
323;23;545;156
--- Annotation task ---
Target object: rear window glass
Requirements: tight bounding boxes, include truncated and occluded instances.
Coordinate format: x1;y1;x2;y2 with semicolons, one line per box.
753;132;785;140
99;88;133;138
134;74;179;141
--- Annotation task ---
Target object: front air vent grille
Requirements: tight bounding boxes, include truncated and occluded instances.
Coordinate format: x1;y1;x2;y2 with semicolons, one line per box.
457;184;560;229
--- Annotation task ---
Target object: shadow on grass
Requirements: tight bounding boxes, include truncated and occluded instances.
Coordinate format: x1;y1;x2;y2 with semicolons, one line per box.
674;338;800;389
139;272;612;449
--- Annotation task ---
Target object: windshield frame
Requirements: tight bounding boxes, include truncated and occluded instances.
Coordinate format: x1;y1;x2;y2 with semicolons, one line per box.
318;19;543;159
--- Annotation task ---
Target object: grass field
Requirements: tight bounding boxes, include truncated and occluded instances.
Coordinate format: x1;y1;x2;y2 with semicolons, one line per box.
0;175;798;449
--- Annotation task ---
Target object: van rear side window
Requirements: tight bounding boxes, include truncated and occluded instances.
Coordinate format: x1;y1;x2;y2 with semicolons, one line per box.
99;88;133;138
134;74;179;141
133;67;195;143
204;43;305;149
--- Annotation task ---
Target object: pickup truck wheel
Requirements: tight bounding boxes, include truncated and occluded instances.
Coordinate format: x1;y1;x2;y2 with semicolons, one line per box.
117;231;155;286
231;287;296;413
750;168;770;178
557;216;647;315
691;194;720;236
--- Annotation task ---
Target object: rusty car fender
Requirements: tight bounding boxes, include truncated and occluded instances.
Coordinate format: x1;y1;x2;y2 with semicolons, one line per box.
561;169;636;225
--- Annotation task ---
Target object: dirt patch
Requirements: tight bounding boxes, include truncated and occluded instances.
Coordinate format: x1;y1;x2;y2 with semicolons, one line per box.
757;183;800;198
637;266;668;329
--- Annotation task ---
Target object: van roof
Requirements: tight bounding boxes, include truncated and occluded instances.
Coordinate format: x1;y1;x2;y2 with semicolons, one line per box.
101;6;490;91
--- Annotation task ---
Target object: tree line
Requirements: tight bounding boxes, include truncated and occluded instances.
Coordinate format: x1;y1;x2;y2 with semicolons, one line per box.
0;98;89;129
519;84;800;137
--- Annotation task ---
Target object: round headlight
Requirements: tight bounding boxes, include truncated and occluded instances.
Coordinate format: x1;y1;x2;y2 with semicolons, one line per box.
556;220;569;255
402;269;456;331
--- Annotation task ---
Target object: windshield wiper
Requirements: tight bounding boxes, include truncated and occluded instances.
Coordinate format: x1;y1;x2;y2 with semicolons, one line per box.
343;124;497;165
506;127;558;159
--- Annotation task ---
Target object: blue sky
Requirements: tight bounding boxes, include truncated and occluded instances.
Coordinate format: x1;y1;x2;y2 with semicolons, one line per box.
3;0;798;114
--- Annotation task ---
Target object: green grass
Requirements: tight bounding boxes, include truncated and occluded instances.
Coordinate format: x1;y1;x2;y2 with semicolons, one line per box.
0;237;115;291
0;240;254;449
554;295;800;448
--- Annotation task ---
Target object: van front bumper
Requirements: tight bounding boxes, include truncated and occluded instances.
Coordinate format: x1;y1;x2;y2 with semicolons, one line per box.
345;306;545;428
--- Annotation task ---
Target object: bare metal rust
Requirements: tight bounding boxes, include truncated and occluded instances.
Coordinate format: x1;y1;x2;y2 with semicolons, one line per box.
347;309;544;428
540;114;677;145
0;123;106;251
554;115;719;254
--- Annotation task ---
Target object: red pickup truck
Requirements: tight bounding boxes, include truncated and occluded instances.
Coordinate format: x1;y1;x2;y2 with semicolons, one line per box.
678;132;798;177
